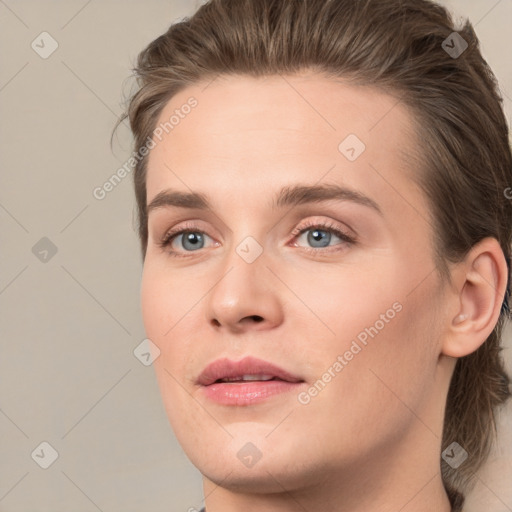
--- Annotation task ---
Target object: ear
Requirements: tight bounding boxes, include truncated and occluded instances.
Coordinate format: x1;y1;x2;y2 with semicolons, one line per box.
442;237;509;358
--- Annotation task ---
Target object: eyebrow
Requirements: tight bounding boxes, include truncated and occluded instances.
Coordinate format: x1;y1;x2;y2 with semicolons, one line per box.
147;183;382;216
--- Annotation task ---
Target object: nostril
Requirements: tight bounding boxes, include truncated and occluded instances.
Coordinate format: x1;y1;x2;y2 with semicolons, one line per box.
211;315;263;327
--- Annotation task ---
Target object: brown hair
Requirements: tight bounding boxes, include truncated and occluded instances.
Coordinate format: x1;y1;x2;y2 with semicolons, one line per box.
116;0;512;507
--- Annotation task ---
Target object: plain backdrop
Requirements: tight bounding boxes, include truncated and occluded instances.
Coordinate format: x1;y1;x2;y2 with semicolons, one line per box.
0;1;511;510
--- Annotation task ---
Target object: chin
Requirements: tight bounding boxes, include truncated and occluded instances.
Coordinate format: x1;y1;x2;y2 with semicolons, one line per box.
193;447;329;495
204;467;288;494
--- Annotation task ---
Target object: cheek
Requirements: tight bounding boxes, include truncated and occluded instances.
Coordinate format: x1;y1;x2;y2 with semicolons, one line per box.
300;262;439;401
140;265;205;428
330;281;438;422
297;295;438;458
140;263;193;378
141;262;195;342
285;262;399;348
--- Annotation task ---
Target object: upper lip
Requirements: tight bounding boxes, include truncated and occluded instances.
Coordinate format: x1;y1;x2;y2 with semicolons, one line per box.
197;356;304;386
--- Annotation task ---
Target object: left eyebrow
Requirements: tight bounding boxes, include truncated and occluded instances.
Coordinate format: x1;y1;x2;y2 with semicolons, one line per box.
272;183;383;215
146;183;382;216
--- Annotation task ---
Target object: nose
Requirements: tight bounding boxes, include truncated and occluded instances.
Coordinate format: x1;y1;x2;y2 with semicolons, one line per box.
204;243;284;334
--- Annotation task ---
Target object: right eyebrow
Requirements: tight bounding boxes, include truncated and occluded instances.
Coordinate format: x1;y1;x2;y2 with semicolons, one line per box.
147;190;210;214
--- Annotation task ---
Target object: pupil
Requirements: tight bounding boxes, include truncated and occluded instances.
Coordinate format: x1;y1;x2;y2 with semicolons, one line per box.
183;232;203;250
309;229;330;248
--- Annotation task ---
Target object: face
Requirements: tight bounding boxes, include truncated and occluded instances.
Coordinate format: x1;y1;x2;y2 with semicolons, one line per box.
141;74;449;494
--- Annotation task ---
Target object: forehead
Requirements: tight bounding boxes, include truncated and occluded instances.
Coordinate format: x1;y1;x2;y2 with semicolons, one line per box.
145;73;425;220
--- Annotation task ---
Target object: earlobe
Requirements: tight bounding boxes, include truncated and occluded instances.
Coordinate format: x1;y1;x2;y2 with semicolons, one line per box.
442;238;508;359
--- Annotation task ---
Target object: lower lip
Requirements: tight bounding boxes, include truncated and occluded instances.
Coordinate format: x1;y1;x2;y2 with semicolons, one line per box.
200;380;304;406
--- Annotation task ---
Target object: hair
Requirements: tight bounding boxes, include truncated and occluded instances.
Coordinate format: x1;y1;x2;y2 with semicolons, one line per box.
115;0;512;508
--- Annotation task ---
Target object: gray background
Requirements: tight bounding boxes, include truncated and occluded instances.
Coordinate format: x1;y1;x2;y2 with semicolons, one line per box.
0;1;511;510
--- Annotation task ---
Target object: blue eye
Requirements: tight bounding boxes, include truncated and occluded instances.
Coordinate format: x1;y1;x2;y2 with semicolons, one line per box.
160;230;213;255
299;228;336;248
178;232;206;251
158;221;355;258
292;223;355;253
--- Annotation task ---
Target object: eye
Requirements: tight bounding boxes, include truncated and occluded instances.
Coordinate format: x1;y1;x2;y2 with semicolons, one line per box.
157;221;217;257
157;219;355;258
290;220;355;253
173;231;209;251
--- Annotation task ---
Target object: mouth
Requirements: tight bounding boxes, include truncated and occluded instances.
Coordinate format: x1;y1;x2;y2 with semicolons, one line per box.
197;356;305;406
213;374;286;383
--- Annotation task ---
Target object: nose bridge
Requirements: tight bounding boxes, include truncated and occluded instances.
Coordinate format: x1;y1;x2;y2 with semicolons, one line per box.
216;197;270;268
213;232;269;301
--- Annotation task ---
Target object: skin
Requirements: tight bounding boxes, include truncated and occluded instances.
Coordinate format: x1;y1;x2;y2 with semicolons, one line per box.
141;73;508;512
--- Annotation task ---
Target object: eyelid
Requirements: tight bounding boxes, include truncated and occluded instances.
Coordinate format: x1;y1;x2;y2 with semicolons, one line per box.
157;217;356;257
288;219;356;252
290;217;355;239
158;220;216;248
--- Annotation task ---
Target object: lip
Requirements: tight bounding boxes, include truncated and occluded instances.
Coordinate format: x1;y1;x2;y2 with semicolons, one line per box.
197;356;305;406
197;356;303;386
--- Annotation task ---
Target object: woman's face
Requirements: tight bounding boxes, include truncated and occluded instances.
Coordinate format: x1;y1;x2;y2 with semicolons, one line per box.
141;74;452;495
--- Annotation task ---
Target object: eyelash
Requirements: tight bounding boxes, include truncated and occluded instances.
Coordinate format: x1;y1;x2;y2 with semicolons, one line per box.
158;220;356;258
